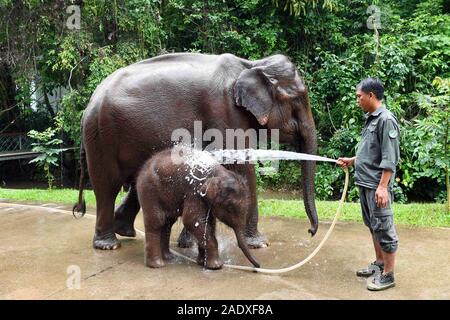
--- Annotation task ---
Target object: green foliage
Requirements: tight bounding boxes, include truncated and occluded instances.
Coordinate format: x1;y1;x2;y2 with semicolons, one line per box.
399;77;449;205
1;0;448;204
303;0;449;202
162;0;290;58
28;125;67;189
273;0;337;16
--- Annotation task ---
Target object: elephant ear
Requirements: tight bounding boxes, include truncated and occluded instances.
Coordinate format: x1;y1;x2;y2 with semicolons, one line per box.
200;177;220;204
234;68;274;126
200;176;237;205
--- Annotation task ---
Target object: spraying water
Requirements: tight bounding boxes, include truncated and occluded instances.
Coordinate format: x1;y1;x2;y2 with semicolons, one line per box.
172;147;343;272
202;206;212;269
178;146;218;184
209;149;338;164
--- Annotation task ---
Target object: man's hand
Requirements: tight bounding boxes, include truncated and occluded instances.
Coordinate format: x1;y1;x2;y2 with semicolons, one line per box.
375;185;389;208
337;157;355;168
376;170;393;208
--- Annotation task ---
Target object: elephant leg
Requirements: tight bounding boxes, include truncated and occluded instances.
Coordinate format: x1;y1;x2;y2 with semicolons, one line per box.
114;184;140;238
229;164;269;249
177;227;195;248
160;218;176;261
185;217;223;270
244;165;269;248
145;229;165;268
91;174;122;250
142;203;166;268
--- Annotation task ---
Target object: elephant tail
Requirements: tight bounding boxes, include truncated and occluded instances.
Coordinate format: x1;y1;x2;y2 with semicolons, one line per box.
72;140;86;218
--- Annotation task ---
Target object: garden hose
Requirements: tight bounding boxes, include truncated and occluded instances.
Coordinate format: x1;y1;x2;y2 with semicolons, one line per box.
0;165;349;275
163;166;349;274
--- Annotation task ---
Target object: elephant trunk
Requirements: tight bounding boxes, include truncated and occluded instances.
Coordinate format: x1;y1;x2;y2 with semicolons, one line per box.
234;229;260;268
297;106;319;236
301;157;318;236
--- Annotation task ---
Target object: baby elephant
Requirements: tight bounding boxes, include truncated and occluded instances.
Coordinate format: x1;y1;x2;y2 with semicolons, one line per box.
136;147;260;270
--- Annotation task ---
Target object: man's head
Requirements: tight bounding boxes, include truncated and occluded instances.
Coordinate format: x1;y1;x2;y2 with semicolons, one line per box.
356;78;384;113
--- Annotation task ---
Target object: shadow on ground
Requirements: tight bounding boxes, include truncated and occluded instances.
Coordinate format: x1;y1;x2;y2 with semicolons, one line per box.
0;201;449;299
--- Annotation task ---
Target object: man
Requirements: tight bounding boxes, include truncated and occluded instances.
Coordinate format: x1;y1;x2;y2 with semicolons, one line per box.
337;78;400;291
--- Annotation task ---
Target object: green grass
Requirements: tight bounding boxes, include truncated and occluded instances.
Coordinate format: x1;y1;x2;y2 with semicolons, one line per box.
0;188;448;228
0;188;100;206
259;199;449;228
0;188;124;206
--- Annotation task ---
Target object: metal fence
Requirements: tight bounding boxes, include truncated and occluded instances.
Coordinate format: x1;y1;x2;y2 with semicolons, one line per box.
0;133;34;152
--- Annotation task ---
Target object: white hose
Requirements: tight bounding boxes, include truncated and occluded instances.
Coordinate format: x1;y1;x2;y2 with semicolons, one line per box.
0;165;349;275
166;167;349;274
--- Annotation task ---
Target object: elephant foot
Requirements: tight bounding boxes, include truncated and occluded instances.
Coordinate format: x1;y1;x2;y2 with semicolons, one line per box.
93;232;121;250
114;216;136;238
245;232;269;249
162;251;175;261
197;254;223;270
146;257;166;268
177;228;194;248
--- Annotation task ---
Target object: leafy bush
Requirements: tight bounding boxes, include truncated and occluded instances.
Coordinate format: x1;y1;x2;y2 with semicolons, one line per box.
1;0;448;206
28;125;67;189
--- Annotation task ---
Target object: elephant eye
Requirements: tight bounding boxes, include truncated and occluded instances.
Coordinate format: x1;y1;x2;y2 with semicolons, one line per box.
226;204;235;212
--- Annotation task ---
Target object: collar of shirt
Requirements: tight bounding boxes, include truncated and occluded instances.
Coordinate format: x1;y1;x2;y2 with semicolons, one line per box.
364;105;386;121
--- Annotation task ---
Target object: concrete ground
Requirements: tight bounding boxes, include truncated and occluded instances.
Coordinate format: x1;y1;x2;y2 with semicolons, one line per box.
0;200;449;300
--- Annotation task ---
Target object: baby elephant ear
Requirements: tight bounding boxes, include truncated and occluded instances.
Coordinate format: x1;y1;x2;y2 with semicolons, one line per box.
233;68;274;126
200;177;220;204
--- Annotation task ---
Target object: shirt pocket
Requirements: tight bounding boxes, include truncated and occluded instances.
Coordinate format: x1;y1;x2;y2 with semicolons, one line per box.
368;120;379;149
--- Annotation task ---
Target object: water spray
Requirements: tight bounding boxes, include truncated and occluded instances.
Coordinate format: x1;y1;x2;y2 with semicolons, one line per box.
164;150;350;274
1;150;349;275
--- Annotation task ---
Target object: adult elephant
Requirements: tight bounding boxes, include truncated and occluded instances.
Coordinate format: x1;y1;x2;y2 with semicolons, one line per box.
73;52;319;250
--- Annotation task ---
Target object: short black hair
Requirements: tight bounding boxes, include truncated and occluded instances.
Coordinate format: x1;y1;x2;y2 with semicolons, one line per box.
357;78;384;100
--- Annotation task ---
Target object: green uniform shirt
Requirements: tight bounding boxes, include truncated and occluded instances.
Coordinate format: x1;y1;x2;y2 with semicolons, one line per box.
355;106;400;190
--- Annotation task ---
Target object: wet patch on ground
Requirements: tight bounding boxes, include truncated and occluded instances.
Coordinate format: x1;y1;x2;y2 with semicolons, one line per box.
0;201;449;299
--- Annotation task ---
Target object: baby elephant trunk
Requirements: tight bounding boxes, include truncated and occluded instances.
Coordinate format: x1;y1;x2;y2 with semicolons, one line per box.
234;229;260;268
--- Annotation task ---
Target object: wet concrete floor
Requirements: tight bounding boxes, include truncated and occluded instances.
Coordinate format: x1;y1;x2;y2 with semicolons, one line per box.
0;200;449;299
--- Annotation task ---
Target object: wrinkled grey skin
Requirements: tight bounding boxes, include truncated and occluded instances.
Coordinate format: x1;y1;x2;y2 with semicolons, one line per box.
74;52;318;251
136;148;260;270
